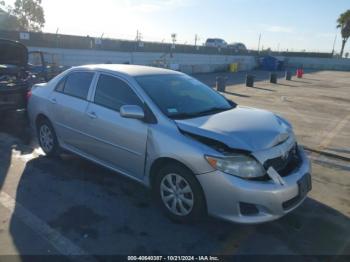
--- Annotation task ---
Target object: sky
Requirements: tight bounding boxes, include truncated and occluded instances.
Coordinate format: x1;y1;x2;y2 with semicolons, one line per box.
5;0;350;53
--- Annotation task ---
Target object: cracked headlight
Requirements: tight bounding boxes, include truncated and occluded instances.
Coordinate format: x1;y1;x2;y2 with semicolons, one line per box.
205;154;265;179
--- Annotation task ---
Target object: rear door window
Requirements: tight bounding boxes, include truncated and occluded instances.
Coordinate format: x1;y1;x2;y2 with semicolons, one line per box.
94;74;142;111
63;72;94;100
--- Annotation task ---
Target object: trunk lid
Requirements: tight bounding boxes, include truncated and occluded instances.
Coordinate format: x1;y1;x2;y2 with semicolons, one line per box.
0;39;28;67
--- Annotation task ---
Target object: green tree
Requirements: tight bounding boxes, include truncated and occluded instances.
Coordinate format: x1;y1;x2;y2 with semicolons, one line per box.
337;10;350;58
0;0;45;31
0;1;21;31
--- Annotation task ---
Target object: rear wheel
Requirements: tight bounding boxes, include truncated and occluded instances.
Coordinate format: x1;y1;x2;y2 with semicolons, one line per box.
37;118;59;157
154;163;206;222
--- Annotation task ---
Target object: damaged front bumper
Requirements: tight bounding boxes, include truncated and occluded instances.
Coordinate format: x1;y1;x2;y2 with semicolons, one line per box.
197;146;311;224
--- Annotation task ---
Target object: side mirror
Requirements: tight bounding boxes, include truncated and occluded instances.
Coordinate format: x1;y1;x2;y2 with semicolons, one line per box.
120;105;145;120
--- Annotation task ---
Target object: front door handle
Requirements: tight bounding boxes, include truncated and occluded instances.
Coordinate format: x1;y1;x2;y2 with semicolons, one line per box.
87;111;97;119
50;98;57;104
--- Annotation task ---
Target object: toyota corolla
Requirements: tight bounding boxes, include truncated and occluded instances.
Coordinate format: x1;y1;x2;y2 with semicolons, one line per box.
27;64;312;224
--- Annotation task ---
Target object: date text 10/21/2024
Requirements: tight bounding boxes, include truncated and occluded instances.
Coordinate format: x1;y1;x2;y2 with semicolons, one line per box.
127;256;220;261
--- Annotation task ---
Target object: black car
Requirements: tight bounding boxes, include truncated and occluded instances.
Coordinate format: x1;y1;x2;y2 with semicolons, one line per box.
0;39;37;112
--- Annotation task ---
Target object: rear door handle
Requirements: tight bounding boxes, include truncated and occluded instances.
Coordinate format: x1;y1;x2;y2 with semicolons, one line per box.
50;98;57;104
87;111;97;119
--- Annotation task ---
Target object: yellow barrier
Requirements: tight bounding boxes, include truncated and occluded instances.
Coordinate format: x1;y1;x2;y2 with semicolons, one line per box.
229;63;239;72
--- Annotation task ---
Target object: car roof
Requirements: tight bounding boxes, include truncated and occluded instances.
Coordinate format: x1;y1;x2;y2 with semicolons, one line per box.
73;64;182;77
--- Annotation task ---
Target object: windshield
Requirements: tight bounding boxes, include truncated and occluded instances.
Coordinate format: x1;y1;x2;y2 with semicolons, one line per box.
136;74;235;119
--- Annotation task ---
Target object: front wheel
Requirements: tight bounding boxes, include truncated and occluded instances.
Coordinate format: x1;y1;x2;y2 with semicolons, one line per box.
154;163;206;222
37;119;59;157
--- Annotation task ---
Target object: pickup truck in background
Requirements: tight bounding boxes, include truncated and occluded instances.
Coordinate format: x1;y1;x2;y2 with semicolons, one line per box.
28;51;68;81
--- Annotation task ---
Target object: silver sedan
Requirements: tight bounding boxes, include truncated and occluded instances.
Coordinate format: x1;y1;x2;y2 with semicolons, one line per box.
27;64;312;224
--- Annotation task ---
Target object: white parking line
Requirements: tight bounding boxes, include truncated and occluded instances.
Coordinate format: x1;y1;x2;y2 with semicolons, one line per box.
0;191;97;262
318;114;350;151
286;106;313;124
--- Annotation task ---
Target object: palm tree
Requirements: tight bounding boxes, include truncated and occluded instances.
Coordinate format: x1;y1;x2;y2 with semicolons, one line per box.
337;10;350;58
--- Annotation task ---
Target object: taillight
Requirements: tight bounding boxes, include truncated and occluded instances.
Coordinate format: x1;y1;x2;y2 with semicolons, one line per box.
26;90;32;100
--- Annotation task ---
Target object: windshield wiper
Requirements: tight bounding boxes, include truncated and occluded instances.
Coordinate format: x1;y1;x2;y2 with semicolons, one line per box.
194;106;232;116
170;106;232;119
169;112;200;119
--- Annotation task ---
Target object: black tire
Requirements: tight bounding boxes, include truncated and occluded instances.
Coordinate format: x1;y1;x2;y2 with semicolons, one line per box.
154;163;206;223
36;118;60;157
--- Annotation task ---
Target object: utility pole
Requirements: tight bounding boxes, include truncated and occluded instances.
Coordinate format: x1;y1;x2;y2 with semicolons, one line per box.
170;33;177;58
195;34;200;47
171;33;177;49
55;28;59;48
135;30;143;48
136;30;142;42
257;33;262;53
171;33;177;44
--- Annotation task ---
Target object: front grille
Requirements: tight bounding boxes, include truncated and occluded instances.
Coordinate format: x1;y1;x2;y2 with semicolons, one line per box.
264;144;302;177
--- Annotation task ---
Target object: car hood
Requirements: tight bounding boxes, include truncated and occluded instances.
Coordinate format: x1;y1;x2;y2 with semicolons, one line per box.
0;39;28;67
175;106;292;152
